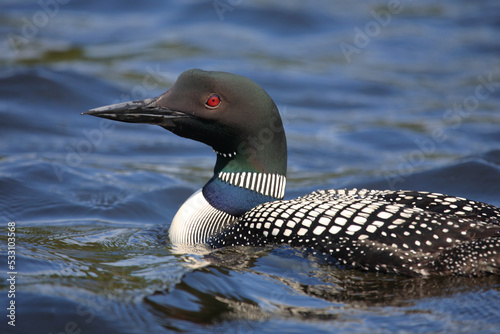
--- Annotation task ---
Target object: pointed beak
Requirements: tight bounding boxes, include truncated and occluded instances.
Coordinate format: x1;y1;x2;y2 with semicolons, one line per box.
82;97;190;126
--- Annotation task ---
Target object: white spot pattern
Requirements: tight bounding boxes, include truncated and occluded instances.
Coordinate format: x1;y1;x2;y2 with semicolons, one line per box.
210;189;500;277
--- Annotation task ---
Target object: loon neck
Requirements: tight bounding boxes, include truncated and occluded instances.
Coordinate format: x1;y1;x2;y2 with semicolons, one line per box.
201;118;288;215
170;145;287;246
203;170;286;215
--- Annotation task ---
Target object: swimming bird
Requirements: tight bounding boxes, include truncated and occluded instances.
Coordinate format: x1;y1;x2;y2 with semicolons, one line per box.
84;69;500;276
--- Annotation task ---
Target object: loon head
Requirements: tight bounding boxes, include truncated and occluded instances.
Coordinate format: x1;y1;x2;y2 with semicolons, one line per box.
85;69;287;177
85;69;287;244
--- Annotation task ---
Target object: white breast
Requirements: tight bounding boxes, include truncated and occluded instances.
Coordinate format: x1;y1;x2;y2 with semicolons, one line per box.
169;189;238;246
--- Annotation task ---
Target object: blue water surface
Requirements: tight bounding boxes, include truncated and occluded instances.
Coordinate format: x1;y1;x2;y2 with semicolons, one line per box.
1;1;500;333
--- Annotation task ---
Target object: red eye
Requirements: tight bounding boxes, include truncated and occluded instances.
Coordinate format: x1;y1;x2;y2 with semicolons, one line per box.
206;94;220;108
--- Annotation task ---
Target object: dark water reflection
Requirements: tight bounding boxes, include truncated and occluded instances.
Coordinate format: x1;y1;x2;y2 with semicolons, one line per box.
1;1;500;333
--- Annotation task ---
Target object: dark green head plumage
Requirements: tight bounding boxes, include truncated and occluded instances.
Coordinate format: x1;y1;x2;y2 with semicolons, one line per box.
84;69;287;177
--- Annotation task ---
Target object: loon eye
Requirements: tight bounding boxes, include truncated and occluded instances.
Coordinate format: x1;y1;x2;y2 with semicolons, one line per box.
206;94;221;108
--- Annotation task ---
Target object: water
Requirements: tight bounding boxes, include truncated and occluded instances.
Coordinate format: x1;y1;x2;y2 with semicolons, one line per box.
1;1;500;333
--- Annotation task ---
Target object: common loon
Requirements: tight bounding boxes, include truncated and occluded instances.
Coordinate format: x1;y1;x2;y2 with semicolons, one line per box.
84;69;500;277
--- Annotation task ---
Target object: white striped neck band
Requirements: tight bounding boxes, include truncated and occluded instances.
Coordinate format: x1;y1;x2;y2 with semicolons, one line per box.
217;171;286;199
213;149;237;158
